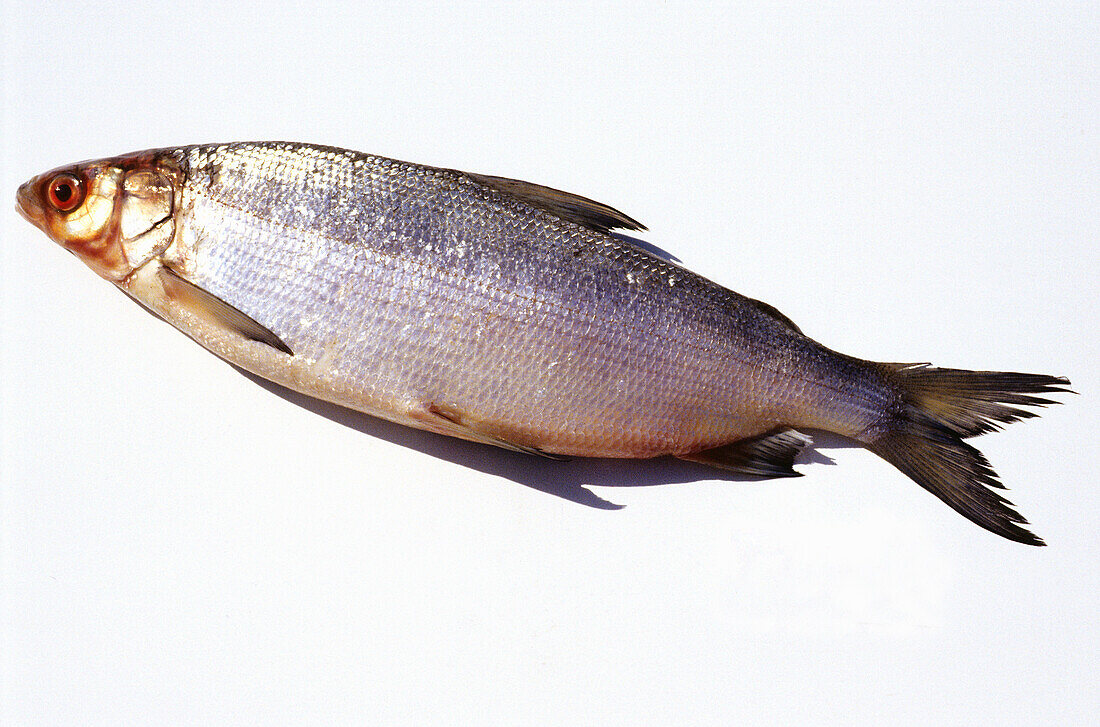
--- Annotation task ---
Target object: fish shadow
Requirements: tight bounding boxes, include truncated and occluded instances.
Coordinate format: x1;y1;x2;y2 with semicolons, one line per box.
236;368;861;510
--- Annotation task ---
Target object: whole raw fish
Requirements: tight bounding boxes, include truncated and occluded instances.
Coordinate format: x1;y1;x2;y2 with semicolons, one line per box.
16;142;1069;544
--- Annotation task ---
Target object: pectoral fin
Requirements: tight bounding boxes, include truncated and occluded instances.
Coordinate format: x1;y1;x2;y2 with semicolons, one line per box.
157;266;294;355
677;429;812;477
411;402;566;459
466;173;645;234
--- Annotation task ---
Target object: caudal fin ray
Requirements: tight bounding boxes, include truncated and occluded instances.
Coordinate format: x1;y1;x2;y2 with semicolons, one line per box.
883;364;1071;438
867;364;1070;545
871;427;1043;545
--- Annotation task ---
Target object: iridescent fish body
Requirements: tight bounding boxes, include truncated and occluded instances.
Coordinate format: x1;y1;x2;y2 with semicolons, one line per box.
17;142;1069;544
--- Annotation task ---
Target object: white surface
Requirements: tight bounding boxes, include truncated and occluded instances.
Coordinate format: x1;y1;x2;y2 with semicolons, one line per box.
2;2;1098;724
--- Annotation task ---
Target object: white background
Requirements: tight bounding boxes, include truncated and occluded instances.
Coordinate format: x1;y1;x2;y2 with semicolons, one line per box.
2;2;1098;724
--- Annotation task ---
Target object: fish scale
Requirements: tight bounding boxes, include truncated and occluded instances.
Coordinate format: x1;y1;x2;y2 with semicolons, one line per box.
174;144;784;450
17;141;1070;543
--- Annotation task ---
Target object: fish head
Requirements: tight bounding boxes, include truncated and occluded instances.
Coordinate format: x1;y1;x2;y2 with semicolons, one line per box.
17;152;181;282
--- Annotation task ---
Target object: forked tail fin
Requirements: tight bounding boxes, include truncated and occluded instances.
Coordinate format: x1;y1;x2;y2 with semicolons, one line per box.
866;365;1071;545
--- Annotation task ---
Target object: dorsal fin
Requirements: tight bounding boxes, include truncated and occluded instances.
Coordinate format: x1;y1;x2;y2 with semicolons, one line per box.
466;172;645;234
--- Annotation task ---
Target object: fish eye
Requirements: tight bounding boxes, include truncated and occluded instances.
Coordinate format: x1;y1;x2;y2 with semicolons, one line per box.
46;173;85;213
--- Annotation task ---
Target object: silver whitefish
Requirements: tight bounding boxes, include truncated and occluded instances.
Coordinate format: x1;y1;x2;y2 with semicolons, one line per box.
17;142;1070;544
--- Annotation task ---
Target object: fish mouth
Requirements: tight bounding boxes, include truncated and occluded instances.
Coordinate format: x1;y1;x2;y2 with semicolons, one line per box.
15;178;47;231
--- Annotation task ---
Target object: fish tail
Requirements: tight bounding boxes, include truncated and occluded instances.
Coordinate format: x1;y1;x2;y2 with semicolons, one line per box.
864;364;1071;545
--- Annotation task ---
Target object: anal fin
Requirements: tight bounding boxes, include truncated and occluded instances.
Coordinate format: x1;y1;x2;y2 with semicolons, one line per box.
411;402;567;460
157;266;293;355
677;429;812;477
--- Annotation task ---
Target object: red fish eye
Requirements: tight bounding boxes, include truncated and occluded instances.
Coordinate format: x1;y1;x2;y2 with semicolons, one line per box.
46;173;85;212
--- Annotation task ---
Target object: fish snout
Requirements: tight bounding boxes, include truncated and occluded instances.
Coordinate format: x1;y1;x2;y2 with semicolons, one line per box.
15;177;47;231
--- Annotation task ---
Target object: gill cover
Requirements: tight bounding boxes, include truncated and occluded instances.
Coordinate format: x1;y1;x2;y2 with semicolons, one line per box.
118;169;175;272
